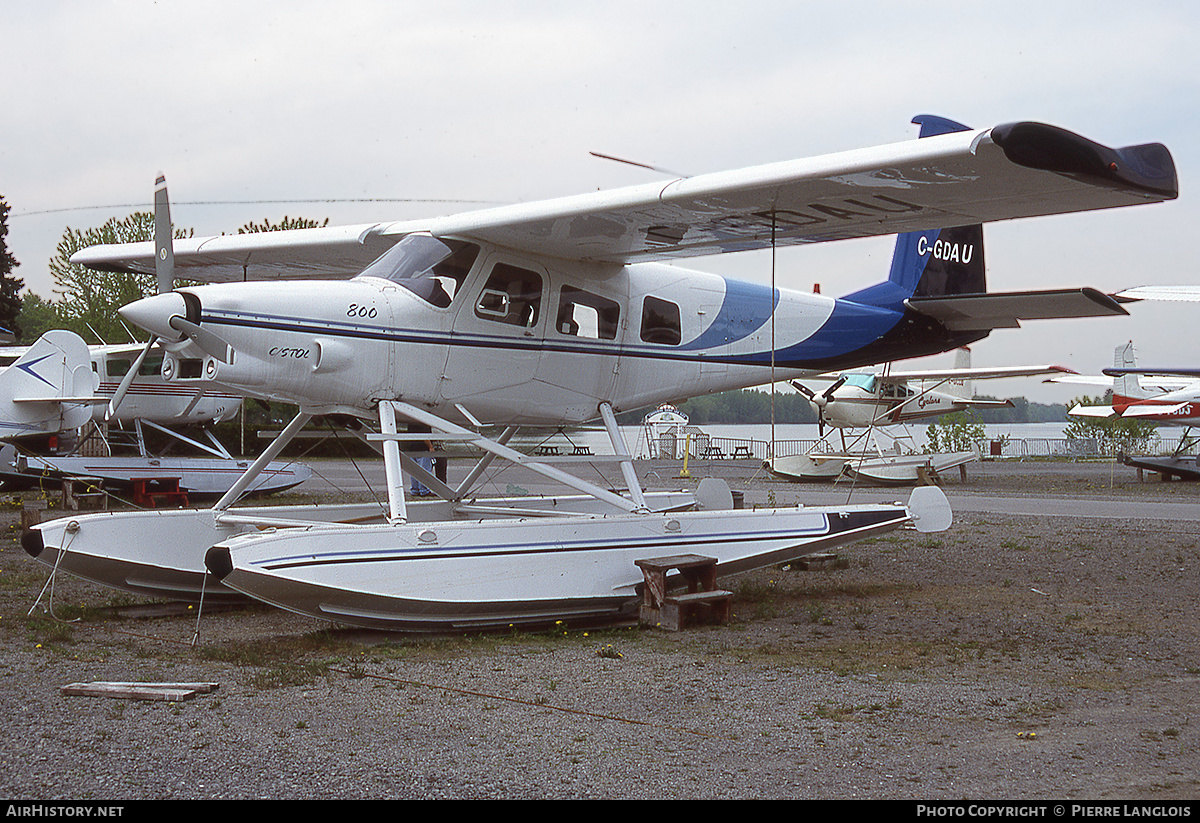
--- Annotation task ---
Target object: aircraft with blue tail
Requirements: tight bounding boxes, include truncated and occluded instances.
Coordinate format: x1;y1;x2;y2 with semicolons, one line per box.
21;113;1176;631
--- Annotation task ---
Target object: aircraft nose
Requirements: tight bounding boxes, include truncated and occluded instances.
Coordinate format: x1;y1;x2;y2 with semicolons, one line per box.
118;291;189;341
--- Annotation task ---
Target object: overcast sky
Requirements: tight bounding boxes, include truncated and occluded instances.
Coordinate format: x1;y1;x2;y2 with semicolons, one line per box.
2;0;1197;403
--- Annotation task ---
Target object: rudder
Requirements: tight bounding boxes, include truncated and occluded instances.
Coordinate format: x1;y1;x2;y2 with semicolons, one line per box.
1111;341;1145;401
0;330;99;439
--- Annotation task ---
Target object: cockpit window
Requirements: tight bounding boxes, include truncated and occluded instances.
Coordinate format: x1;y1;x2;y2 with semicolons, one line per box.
356;235;480;308
843;373;877;393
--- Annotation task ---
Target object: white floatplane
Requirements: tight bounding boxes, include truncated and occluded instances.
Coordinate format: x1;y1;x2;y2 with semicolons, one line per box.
23;114;1177;628
0;330;308;497
767;348;1070;484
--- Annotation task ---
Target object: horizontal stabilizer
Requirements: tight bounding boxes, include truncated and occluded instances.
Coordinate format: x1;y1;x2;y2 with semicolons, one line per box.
1104;367;1200;378
1069;404;1117;418
906;288;1127;331
960;398;1015;409
14;395;107;404
1122;402;1189;417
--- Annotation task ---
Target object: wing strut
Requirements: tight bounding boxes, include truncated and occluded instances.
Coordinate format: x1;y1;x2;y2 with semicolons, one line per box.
599;401;648;512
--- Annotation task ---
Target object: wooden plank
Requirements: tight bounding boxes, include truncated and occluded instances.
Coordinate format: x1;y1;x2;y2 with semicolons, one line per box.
634;553;716;570
665;590;733;605
60;681;219;701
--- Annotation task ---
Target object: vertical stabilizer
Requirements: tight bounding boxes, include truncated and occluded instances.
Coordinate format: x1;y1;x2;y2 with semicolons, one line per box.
947;347;972;400
1111;341;1145;400
889;116;985;300
0;330;99;439
844;115;985;311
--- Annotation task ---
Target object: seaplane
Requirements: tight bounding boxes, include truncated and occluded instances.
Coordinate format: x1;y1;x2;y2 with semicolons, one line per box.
21;113;1177;630
1066;341;1200;479
1069;341;1200;425
0;329;309;497
768;348;1074;483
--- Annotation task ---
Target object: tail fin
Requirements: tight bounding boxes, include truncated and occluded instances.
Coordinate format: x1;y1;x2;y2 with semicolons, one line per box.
947;347;972;401
848;115;985;311
889;116;985;299
0;330;100;439
1111;341;1146;401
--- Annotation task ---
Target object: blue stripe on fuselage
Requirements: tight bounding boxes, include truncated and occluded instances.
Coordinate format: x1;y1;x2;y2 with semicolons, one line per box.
678;279;778;351
747;298;905;365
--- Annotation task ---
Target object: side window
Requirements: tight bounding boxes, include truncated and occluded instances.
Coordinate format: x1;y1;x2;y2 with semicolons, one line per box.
556;286;620;340
139;356;163;377
640;296;681;345
106;356;164;378
106;358;132;378
475;263;542;327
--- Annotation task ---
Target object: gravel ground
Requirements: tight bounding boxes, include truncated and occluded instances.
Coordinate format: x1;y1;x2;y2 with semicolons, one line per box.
1;458;1198;800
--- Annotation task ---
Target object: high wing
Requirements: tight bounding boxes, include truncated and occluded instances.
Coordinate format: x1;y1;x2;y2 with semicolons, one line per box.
1115;285;1200;303
801;363;1074;384
70;119;1177;283
1104;367;1200;378
873;363;1075;383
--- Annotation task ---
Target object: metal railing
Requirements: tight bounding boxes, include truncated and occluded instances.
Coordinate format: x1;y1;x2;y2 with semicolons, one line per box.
639;434;1191;461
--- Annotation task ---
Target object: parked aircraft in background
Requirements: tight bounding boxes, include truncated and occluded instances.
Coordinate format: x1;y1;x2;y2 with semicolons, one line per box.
1069;341;1200;426
0;330;305;496
0;332;242;438
768;348;1071;484
792;347;1073;435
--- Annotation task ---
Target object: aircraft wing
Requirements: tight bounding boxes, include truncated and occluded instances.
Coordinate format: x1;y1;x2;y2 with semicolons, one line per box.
1115;285;1200;303
70;119;1177;282
871;363;1076;383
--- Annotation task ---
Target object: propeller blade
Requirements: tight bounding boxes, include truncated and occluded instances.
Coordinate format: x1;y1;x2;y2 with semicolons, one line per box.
790;380;816;400
168;315;233;364
106;337;156;421
821;375;847;400
153;173;175;295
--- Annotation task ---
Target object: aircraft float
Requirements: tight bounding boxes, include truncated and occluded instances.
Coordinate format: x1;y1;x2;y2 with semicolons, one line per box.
768;348;1073;483
21;114;1178;630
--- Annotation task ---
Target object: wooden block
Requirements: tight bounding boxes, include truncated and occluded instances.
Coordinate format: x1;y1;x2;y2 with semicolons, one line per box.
665;589;733;606
60;681;219;701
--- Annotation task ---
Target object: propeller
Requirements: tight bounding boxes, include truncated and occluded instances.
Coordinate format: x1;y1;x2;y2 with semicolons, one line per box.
106;173;179;421
153;173;175;296
105;337;155;422
792;376;846;437
167;314;232;364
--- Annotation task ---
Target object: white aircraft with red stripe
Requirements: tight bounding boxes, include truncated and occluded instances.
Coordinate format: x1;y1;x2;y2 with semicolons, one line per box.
1070;341;1200;426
